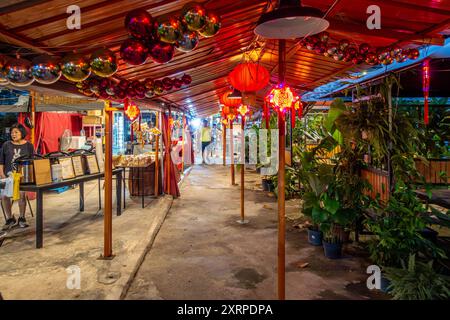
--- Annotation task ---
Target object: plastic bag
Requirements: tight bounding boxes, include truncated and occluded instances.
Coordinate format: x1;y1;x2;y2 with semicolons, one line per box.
1;175;14;198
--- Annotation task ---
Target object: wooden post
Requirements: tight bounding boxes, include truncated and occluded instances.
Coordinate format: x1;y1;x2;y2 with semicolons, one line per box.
154;111;159;197
230;121;236;185
167;110;171;195
237;120;248;224
223;123;226;166
277;39;286;301
30;91;35;145
103;100;113;258
182;115;186;172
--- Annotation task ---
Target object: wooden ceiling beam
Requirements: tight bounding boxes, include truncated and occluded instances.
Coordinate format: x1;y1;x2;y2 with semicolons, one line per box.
0;0;49;16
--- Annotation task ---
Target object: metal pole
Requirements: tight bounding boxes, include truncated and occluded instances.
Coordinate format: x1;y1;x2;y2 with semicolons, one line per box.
223;123;226;166
167;110;171;195
230;121;236;185
103;100;113;258
277;39;286;301
237;120;248;224
154;111;159;196
30;91;35;146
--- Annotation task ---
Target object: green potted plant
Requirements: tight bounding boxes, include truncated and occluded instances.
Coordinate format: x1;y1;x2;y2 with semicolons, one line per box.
384;254;450;300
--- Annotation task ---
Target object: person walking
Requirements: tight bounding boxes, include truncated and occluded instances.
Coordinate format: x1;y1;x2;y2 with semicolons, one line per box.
0;123;34;230
201;119;211;164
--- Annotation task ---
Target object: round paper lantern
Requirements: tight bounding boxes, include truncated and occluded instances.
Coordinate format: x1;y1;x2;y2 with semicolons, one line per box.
90;48;118;77
61;53;91;82
120;39;149;66
181;74;192;85
157;16;183;44
182;3;206;31
176;31;199;52
31;54;61;84
198;12;221;38
228;62;269;92
148;41;175;64
125;9;154;40
5;57;34;87
220;90;241;107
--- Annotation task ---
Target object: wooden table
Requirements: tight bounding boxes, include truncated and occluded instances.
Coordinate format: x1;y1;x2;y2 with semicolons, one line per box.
20;168;123;249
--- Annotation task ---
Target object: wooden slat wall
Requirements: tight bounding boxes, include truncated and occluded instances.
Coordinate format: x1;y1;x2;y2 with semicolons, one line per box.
415;159;450;184
361;167;389;203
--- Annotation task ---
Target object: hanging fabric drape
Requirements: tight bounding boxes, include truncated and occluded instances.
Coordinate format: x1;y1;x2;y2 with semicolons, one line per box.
162;113;180;198
19;112;82;154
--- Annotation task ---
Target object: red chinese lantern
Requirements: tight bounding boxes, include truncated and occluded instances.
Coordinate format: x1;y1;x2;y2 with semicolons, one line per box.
220;90;242;107
124;99;140;121
228;62;270;92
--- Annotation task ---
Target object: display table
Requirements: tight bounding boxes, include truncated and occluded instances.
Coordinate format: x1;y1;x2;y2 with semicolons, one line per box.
119;160;162;208
20;168;123;249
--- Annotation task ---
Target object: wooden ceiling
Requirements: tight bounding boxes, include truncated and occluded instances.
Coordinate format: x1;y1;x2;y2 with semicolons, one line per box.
1;0;449;117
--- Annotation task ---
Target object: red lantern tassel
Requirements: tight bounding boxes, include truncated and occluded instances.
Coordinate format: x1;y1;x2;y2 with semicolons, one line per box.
298;102;303;120
424;96;429;125
291;107;295;129
263;101;269;129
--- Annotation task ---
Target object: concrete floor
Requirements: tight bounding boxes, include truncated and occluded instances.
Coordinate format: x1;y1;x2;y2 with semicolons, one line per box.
125;164;388;300
0;179;172;300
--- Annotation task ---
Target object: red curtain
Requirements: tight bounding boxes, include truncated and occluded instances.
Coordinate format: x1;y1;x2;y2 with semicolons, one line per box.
19;112;82;154
162;113;180;198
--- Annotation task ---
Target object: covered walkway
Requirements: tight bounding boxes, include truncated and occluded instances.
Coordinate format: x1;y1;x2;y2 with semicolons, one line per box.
125;165;386;300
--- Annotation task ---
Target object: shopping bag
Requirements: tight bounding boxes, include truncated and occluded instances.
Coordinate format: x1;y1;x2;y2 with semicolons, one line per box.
12;172;22;201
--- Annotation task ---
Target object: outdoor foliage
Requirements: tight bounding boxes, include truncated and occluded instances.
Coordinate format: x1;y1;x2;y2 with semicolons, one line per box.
385;254;450;300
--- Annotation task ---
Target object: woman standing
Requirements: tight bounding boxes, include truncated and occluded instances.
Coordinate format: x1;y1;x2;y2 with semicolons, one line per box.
0;123;34;230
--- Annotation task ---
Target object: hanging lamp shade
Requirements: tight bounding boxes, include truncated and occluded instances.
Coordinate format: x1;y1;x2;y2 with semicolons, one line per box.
228;62;270;92
254;0;329;39
220;90;242;107
228;87;242;99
